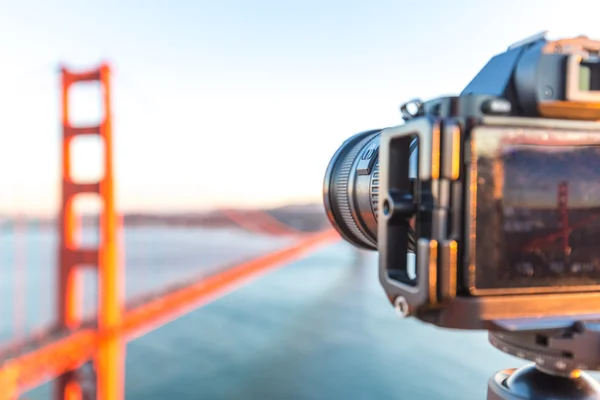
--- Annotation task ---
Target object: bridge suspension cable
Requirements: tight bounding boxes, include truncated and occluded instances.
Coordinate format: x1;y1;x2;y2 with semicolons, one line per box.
218;208;310;236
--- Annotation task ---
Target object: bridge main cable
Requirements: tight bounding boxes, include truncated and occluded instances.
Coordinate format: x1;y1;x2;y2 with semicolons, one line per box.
0;229;339;398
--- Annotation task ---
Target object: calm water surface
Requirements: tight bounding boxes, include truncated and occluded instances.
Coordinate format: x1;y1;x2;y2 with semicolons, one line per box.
1;227;595;399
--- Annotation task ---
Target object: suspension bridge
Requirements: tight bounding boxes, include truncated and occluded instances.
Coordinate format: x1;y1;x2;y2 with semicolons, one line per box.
0;63;340;399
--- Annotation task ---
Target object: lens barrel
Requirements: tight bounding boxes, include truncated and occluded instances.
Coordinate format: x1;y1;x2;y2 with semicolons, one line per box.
323;129;383;250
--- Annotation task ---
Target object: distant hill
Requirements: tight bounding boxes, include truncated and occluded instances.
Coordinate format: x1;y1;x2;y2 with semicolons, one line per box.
0;204;330;233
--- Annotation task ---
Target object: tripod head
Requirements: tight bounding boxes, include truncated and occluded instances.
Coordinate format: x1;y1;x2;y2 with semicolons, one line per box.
487;319;600;399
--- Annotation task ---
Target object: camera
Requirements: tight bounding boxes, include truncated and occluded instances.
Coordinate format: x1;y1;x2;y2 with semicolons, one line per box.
323;32;600;399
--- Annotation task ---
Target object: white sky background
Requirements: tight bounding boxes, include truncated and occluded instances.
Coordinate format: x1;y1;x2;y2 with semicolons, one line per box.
0;0;599;215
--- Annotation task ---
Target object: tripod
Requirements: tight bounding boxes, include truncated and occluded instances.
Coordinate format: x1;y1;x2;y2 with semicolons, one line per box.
486;321;600;399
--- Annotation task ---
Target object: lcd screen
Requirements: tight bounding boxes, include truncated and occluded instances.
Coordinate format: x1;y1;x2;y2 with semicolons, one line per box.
471;125;600;293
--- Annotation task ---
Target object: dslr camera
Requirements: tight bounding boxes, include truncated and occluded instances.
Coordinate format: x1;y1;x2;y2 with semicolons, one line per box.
323;32;600;399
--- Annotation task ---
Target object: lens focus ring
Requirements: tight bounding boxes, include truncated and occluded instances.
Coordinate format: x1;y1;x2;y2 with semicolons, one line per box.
333;134;376;248
323;129;382;250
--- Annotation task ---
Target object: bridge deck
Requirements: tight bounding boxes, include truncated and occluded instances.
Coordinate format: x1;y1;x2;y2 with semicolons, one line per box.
0;230;339;397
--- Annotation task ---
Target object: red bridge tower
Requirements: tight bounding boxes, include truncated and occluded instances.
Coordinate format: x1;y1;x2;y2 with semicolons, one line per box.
57;63;123;400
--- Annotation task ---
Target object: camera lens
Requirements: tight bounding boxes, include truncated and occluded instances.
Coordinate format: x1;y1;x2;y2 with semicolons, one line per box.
323;129;381;250
323;129;417;251
323;129;417;252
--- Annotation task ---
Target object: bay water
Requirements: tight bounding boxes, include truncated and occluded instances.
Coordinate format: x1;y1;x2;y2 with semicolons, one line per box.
1;227;595;399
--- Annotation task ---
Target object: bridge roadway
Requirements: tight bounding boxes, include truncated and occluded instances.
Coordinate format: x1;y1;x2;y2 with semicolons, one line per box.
0;230;339;398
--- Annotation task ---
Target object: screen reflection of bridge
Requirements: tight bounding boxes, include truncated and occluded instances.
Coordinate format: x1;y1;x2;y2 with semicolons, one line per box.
518;181;600;252
0;63;340;399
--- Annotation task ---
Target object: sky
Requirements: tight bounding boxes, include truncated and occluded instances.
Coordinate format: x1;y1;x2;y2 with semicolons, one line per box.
0;0;599;215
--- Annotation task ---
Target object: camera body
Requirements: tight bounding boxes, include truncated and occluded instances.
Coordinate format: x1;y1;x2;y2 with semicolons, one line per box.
379;104;600;330
324;32;600;331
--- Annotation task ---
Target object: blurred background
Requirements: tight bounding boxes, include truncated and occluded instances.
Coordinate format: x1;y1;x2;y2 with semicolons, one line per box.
1;0;600;398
